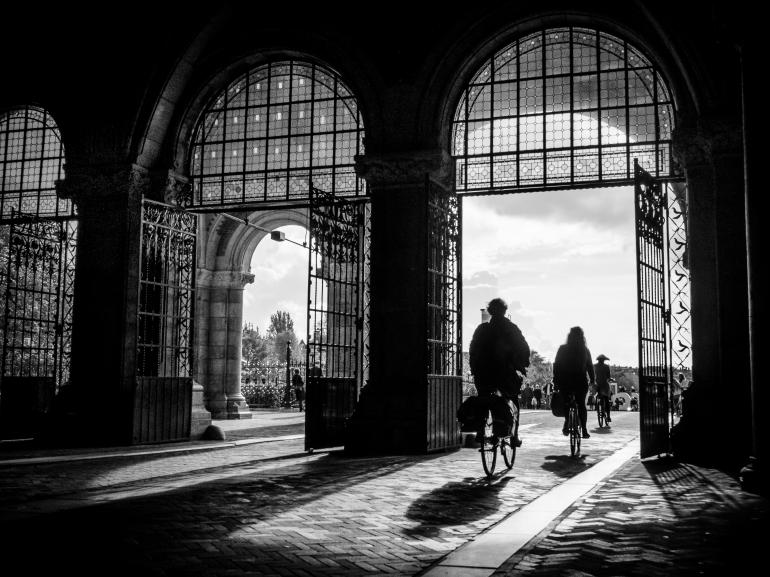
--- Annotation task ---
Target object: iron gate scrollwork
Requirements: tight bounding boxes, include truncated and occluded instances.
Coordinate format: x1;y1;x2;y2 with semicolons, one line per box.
134;199;196;443
0;211;77;438
306;186;366;451
666;181;691;409
635;160;691;458
426;181;463;451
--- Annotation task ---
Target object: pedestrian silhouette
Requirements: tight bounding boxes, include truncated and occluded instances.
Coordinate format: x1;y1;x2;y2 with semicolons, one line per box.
292;369;305;412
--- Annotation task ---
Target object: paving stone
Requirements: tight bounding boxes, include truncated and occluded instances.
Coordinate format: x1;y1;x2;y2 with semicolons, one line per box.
0;411;765;577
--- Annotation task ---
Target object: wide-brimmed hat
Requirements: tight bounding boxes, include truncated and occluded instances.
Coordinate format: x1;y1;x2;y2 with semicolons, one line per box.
596;354;609;361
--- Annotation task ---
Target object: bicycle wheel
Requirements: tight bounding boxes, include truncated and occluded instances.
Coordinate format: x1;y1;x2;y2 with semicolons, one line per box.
597;402;606;428
569;406;581;456
502;405;518;469
480;410;497;477
501;437;516;469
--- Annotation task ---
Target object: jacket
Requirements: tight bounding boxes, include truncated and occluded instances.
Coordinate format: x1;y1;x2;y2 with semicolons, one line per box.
553;344;594;394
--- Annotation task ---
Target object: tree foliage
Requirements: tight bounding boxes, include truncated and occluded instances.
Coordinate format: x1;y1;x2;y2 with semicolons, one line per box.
242;310;304;384
267;311;294;337
523;350;552;390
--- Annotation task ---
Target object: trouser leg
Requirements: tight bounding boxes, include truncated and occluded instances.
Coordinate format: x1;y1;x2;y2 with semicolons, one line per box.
578;389;588;430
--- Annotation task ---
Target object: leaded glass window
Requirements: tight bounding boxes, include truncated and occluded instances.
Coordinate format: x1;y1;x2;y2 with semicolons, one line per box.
453;28;675;193
191;60;366;208
0;106;71;220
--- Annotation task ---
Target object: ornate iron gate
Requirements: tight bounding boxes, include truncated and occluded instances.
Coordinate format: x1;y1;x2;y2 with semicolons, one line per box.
0;212;77;438
306;186;366;451
426;181;463;451
134;199;196;443
635;161;689;458
666;181;691;425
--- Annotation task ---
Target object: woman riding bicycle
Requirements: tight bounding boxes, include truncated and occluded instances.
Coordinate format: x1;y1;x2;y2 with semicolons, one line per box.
553;326;595;439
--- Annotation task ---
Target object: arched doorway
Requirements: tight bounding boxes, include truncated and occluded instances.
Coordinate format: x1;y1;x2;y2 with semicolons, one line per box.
0;105;77;440
172;58;369;441
451;27;689;457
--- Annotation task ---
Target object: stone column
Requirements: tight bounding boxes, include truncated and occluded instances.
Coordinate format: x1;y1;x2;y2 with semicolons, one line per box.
55;164;147;445
345;150;452;454
739;45;765;490
673;115;750;469
197;269;255;419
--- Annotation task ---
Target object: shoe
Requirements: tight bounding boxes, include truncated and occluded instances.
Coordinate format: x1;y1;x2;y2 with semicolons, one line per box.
513;436;522;447
582;431;591;439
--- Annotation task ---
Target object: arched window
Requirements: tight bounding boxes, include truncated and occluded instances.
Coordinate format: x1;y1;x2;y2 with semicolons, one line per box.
453;28;675;192
0;105;70;220
191;60;365;208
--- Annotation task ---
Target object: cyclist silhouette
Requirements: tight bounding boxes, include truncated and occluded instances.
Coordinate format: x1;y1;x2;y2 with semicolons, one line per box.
469;298;530;446
553;326;595;438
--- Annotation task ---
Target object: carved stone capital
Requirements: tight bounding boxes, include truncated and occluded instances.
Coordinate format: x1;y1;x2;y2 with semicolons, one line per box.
672;115;743;169
197;269;255;289
355;150;453;189
56;164;149;207
164;171;193;207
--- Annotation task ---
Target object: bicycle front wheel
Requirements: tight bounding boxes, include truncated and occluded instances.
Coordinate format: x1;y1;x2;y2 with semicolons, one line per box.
501;437;516;469
569;407;581;456
480;410;497;477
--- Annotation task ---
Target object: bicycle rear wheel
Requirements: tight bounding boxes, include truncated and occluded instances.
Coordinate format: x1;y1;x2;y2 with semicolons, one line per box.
597;403;606;428
480;410;497;477
569;406;581;456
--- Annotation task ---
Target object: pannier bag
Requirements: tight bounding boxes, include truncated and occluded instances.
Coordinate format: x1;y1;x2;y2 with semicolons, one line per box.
457;395;487;431
488;395;515;437
458;394;515;436
550;390;566;417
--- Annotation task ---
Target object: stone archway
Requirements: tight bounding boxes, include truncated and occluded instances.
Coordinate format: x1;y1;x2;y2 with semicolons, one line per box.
195;208;308;419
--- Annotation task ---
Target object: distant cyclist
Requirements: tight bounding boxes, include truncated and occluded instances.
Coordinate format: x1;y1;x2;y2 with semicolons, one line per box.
469;298;531;446
594;354;612;424
553;326;595;439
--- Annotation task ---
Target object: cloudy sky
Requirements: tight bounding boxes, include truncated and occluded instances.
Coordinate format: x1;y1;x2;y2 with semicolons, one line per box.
244;185;639;366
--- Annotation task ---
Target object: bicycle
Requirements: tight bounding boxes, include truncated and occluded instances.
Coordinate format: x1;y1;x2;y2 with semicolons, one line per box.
479;399;519;477
566;393;581;457
596;394;609;428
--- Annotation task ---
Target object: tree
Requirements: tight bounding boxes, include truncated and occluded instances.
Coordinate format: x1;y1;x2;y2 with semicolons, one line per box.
267;311;294;337
241;323;269;381
265;310;301;361
523;350;552;390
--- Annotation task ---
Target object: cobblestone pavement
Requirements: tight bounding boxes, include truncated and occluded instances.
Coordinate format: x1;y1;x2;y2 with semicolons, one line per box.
494;455;768;577
0;410;765;577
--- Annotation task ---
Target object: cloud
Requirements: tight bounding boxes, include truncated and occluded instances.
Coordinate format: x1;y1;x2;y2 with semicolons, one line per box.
462;187;639;365
243;225;308;332
468;186;634;232
464;270;498;289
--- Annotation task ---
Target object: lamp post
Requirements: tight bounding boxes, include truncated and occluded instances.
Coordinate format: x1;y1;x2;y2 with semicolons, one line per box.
284;341;292;408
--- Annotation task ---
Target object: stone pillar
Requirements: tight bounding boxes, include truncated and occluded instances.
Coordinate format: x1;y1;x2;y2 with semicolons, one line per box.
55;164;147;445
345;150;452;454
738;45;765;491
197;269;255;419
673;116;750;469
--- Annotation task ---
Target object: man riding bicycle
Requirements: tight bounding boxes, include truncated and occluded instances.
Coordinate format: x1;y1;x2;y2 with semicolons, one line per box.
469;298;531;447
593;354;612;424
